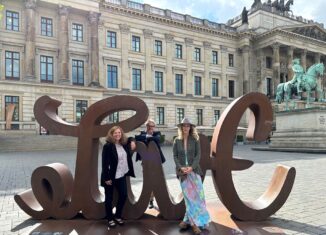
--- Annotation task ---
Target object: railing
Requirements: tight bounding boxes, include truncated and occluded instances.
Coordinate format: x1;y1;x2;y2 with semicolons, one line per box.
103;0;237;32
190;17;203;25
105;0;121;5
150;7;165;16
127;1;144;11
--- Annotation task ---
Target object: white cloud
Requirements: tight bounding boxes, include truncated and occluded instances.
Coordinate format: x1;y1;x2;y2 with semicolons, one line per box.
143;0;326;26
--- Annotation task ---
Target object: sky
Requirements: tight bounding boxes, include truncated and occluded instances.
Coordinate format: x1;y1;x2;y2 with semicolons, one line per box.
139;0;326;27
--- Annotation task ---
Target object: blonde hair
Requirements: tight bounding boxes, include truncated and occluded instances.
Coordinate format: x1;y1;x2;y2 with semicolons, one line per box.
177;125;199;141
145;119;156;127
106;126;127;144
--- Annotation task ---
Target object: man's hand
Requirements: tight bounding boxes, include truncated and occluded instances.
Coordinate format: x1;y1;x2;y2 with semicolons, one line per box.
105;180;112;186
130;141;136;150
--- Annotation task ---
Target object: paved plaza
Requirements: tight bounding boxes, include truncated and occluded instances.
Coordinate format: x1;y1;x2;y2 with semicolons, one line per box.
0;144;325;235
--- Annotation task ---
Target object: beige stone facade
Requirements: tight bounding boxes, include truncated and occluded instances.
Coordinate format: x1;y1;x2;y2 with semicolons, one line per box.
1;0;326;141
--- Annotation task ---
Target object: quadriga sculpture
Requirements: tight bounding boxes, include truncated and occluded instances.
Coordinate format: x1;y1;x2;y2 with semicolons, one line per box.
15;92;295;221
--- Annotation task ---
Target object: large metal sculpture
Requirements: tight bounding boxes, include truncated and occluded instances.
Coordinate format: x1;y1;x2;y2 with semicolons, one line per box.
276;62;325;109
15;92;296;221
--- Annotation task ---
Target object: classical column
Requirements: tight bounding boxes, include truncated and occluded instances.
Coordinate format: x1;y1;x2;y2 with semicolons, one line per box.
272;43;280;97
314;53;321;63
165;33;174;94
287;46;294;81
119;24;130;90
88;12;101;87
24;0;36;81
58;5;70;84
301;49;307;71
203;41;211;97
185;38;193;95
143;29;153;92
241;45;250;94
220;45;228;98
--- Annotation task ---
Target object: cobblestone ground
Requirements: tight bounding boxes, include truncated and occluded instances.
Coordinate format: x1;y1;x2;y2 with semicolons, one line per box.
0;144;325;235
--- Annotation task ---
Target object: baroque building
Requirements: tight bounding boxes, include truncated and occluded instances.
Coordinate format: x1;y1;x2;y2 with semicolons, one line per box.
1;0;326;140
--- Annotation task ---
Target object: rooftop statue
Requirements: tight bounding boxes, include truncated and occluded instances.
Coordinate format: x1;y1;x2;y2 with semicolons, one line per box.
241;7;249;24
276;60;325;110
271;0;293;13
251;0;262;8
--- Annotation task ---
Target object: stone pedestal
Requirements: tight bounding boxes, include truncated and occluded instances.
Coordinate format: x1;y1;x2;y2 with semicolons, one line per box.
270;108;326;150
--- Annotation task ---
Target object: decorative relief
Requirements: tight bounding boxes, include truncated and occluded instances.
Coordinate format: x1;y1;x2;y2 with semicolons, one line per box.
203;41;211;49
58;5;70;15
164;33;174;42
292;27;326;42
185;37;193;45
88;12;101;24
143;29;153;38
119;23;130;33
24;0;37;9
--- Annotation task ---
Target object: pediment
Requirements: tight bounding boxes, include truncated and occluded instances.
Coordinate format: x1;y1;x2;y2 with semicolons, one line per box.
280;24;326;42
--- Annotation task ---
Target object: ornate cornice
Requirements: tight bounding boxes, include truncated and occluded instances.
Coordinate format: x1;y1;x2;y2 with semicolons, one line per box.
102;3;239;40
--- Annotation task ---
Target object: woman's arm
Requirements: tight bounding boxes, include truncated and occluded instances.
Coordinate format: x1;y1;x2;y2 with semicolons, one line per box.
191;139;201;170
173;139;182;169
101;144;111;182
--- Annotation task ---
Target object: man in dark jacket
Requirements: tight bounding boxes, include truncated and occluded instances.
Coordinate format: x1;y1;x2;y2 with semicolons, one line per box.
135;119;166;208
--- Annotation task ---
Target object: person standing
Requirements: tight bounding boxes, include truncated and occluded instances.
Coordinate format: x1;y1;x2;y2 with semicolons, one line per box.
135;119;166;209
173;118;210;234
101;126;136;228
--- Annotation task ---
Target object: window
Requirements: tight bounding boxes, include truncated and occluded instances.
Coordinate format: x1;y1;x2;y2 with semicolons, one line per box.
196;109;203;126
194;48;201;62
229;80;235;98
154;40;162;56
176;108;184;124
194;76;202;96
132;35;140;52
6;11;19;31
155;71;163;92
156;107;165;125
107;65;118;88
72;60;84;85
212;51;218;64
214;110;220;125
229;54;234;67
5;51;20;80
107;31;117;48
41;17;53;37
108;112;119;123
5;96;19;130
266;56;272;69
76;100;87;123
266;77;272;97
72;23;83;42
132;68;141;90
176;44;182;59
40;56;53;83
175;74;183;94
212;78;219;97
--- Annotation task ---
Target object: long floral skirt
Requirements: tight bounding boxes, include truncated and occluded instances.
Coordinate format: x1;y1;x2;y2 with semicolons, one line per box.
180;171;211;227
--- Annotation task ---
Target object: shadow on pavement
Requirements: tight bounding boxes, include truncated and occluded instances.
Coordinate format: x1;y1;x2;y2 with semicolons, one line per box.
12;203;286;235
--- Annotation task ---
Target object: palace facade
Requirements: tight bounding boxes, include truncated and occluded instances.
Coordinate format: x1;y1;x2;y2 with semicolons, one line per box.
1;0;326;140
